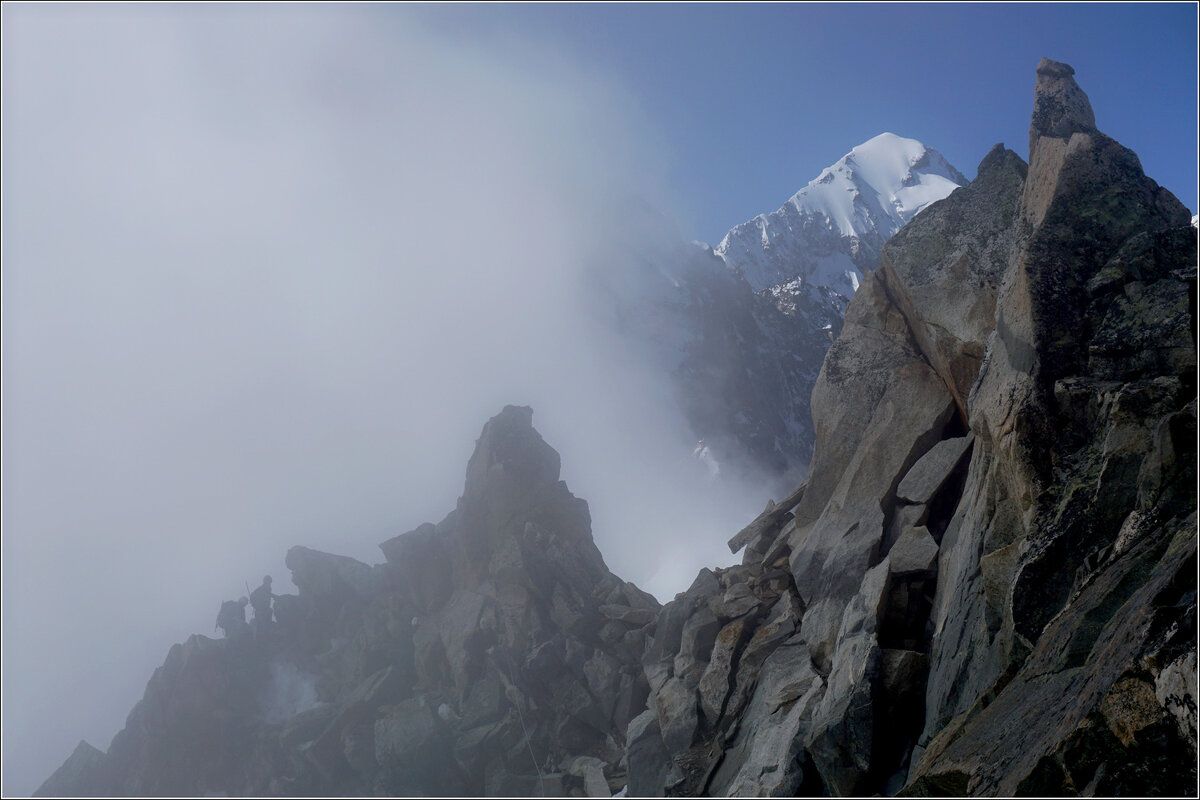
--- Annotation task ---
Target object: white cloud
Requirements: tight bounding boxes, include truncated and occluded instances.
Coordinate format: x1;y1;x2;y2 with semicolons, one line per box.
2;5;764;793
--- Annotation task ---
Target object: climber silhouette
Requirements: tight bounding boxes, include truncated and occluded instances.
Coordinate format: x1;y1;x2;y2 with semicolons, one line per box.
249;575;276;635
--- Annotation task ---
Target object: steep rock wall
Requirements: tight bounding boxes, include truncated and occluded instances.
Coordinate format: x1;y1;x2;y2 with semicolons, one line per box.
623;58;1196;797
38;59;1196;798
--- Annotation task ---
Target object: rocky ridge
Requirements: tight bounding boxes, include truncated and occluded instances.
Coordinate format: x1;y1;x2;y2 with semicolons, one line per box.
617;136;965;484
614;59;1196;797
39;407;657;797
38;59;1197;797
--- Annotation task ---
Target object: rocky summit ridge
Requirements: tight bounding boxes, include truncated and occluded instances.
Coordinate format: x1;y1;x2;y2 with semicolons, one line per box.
626;134;965;483
38;59;1197;797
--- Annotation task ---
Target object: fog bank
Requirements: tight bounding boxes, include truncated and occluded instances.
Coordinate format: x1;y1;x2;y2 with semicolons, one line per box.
2;6;768;794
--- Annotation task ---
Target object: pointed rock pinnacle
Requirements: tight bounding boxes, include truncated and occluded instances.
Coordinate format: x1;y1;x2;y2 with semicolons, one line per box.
1030;57;1096;152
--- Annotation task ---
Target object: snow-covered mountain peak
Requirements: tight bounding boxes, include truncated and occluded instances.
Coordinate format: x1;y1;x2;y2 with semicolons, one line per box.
714;134;967;294
828;133;966;230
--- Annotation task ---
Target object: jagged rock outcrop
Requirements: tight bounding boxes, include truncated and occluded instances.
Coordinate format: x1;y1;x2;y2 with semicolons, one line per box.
614;136;966;484
39;59;1196;799
36;742;110;798
622;58;1195;797
625;507;821;796
905;56;1196;796
38;406;657;797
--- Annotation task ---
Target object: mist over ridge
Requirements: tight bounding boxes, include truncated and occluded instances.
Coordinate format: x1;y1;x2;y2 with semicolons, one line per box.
7;5;1198;798
2;7;762;794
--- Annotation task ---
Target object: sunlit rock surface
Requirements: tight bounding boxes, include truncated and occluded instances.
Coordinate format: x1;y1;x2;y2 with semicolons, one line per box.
617;137;967;486
622;57;1196;797
38;59;1196;797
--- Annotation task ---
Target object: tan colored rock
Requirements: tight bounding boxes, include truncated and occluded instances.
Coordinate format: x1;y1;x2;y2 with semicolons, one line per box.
879;144;1026;417
1099;678;1162;747
978;542;1020;634
697;618;749;725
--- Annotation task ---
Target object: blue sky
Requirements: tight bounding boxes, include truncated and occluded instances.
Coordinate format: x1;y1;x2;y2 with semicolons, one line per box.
415;2;1198;244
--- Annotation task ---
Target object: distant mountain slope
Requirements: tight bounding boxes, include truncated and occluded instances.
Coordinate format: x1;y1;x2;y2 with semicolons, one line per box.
624;134;966;483
715;133;967;296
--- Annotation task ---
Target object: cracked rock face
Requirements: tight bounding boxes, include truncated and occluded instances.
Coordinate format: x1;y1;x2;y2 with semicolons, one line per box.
38;60;1196;798
1029;57;1097;146
619;58;1195;798
907;58;1194;796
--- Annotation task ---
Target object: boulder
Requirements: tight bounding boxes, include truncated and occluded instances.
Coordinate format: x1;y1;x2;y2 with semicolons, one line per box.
708;582;760;620
280;703;338;749
625;709;679;797
1155;650;1198;746
896;435;974;505
654;676;699;757
308;666;408;779
598;604;656;627
724;591;803;723
696;617;749;725
378;522;453;612
373;696;443;768
673;607;721;685
564;755;612;798
708;639;823;795
726;481;807;555
888;526;939;576
286;546;373;601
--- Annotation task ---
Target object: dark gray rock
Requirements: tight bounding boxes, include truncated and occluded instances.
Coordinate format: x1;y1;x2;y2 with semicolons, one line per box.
286;546;373;601
626;709;679;797
888;526;939;576
378;522;453;613
599;604;656;627
36;59;1195;800
654;676;700;757
711;641;822;796
373;696;443;772
1030;57;1096;146
896;435;974;504
34;741;111;798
